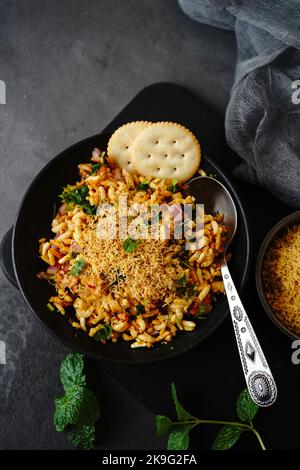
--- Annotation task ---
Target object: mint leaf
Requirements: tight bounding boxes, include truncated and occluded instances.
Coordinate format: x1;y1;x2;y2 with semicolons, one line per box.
69;424;95;450
70;259;85;276
156;415;173;436
212;425;242;450
94;325;113;341
75;388;101;427
60;352;86;391
171;383;194;421
236;389;258;423
167;424;195;450
54;386;86;432
54;386;100;432
123;238;141;253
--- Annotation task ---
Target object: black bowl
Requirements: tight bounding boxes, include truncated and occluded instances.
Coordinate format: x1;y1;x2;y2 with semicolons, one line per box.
1;129;251;363
256;210;300;340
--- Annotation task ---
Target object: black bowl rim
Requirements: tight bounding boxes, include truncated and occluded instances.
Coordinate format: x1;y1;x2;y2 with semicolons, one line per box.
256;210;300;341
12;132;251;364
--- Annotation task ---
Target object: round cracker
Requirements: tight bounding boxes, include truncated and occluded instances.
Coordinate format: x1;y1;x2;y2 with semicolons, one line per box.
107;121;152;172
131;122;201;182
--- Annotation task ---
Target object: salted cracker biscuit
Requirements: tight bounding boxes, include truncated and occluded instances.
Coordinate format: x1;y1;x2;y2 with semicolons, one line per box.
131;122;201;182
107;121;152;172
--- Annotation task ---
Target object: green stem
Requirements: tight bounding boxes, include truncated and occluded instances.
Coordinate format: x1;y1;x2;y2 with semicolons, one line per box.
171;419;252;431
251;427;266;450
172;419;267;449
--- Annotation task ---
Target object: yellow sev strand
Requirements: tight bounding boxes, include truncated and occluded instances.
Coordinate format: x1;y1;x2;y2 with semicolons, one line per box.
262;224;300;333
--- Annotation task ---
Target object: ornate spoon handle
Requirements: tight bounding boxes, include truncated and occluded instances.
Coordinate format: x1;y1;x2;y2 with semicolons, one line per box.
221;261;277;407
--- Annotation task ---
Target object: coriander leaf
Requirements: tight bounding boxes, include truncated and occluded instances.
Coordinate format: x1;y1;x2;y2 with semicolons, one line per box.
156;415;174;436
123;238;141;253
177;282;197;299
236;389;258;423
136;304;145;314
137;181;149;191
169;179;179;194
171;383;194;421
94;325;113;341
178;274;187;287
91;163;102;175
70;259;85;276
60;352;86;391
167;424;195;450
60;185;96;215
212;425;242;450
54;386;86;432
69;424;95;450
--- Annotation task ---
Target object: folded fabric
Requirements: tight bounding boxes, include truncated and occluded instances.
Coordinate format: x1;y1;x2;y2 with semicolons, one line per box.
179;0;300;207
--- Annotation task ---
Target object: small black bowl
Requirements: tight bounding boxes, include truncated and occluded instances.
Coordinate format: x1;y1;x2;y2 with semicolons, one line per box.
256;210;300;340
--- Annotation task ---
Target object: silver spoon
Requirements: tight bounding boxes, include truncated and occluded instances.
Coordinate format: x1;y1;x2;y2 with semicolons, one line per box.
188;176;277;407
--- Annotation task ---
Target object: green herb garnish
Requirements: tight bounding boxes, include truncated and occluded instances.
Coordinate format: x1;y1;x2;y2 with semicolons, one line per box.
54;353;100;450
94;325;113;341
91;163;102;175
136;304;145;315
169;179;179;193
137;181;149;191
156;384;265;450
177;274;187;287
60;185;96;215
176;275;197;299
70;259;85;276
123;238;141;253
196;304;207;319
100;151;107;164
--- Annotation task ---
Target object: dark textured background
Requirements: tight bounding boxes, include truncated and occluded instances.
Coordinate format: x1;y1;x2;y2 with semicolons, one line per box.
0;0;239;449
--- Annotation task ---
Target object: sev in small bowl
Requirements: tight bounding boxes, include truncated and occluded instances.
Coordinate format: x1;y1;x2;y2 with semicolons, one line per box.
256;211;300;339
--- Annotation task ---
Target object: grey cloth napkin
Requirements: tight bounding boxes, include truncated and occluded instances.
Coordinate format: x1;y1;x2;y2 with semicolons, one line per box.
179;0;300;207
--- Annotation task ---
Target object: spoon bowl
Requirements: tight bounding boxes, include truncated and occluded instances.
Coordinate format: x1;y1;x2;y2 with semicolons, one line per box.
187;175;277;407
188;176;237;248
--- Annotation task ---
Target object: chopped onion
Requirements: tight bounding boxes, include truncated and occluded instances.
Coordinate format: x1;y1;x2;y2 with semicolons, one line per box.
91;148;101;162
58;203;67;215
113;168;124;181
47;266;58;274
71;242;82;253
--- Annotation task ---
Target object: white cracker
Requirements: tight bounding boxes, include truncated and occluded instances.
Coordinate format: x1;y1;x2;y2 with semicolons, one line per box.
107;121;151;172
131;122;201;182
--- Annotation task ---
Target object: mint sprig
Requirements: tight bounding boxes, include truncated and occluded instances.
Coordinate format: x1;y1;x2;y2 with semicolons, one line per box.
156;383;266;450
54;353;100;449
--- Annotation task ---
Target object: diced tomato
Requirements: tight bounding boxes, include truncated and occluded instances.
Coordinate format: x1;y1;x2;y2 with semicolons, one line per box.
189;300;200;315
